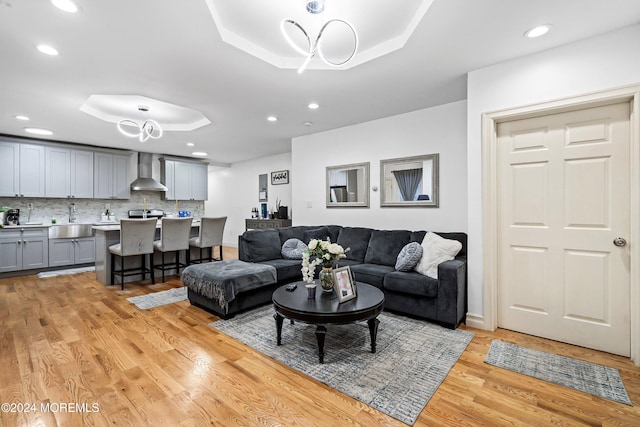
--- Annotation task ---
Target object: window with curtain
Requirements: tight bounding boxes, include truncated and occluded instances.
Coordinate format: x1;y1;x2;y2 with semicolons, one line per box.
392;168;423;201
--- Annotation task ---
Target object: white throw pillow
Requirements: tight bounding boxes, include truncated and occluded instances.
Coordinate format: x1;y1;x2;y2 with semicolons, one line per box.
414;232;462;279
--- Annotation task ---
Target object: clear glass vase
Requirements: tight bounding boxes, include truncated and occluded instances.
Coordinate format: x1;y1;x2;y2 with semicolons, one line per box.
319;267;334;292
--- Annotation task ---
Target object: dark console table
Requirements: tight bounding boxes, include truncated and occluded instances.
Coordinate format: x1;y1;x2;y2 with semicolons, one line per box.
245;218;292;230
272;281;384;363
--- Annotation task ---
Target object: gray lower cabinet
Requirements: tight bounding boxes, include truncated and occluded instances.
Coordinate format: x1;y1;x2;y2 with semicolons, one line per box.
48;237;96;267
0;228;49;273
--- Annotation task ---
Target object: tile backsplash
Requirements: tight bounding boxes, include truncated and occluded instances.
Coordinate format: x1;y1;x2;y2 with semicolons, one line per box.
0;192;203;225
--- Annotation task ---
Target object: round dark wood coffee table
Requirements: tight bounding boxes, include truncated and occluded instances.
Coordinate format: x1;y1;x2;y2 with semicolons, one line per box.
272;281;384;363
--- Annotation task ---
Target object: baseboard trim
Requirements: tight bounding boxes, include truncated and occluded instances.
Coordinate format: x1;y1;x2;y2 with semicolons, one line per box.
466;313;491;331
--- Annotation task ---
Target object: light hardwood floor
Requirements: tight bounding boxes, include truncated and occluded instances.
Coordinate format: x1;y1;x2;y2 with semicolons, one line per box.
1;247;639;426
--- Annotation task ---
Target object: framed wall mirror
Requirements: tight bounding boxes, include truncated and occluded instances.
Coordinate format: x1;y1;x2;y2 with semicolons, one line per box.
326;162;370;208
380;154;439;207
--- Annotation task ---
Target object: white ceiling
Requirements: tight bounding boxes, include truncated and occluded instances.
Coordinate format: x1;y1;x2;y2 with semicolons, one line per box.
1;0;639;165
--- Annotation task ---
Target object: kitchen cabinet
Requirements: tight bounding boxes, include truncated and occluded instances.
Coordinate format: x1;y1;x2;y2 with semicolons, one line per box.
161;158;208;200
45;147;94;198
94;152;131;199
48;236;95;267
0;141;19;197
0;141;45;197
20;144;46;197
0;228;49;273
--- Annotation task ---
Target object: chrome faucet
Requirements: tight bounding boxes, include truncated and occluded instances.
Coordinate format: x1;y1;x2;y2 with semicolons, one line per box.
69;203;78;223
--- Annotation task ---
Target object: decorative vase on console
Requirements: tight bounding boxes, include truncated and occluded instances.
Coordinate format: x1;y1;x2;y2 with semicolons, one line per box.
301;238;349;293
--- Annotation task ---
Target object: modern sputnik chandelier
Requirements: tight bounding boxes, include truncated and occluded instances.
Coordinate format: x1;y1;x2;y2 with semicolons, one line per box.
280;0;358;73
117;105;163;142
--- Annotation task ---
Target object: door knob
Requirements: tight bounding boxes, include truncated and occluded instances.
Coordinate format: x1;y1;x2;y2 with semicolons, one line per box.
613;237;627;247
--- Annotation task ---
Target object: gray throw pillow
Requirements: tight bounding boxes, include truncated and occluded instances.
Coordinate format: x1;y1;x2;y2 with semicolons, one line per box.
395;242;423;271
281;238;308;260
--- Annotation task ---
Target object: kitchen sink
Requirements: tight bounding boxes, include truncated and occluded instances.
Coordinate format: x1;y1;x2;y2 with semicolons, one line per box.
48;224;95;239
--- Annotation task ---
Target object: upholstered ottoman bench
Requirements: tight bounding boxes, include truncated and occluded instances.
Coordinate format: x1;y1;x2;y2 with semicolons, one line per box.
182;260;277;319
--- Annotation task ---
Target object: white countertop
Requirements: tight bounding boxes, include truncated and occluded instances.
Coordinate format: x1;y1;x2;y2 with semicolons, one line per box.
1;223;49;229
92;218;200;232
2;219;200;231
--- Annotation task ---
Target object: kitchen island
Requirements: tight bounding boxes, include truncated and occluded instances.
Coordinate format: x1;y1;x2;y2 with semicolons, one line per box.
93;219;201;285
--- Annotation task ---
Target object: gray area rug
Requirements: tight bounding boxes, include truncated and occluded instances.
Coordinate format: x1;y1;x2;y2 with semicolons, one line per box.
485;340;632;406
37;266;95;278
127;286;188;309
210;306;474;425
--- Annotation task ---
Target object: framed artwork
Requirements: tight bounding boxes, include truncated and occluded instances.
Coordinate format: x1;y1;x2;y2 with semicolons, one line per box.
259;173;268;202
271;170;289;185
333;266;357;303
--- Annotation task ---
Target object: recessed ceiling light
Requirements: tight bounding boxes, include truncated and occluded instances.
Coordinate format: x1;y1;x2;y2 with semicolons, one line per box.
192;151;207;156
51;0;79;13
186;142;195;147
524;25;551;38
267;116;278;122
304;121;313;127
308;103;319;110
24;127;53;136
37;45;59;56
15;115;30;121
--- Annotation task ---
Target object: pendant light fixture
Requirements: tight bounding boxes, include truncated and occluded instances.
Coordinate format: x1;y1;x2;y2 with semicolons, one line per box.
117;105;163;142
281;0;358;73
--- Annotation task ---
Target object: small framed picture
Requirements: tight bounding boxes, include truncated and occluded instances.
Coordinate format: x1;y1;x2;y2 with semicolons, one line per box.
333;266;356;303
271;170;289;185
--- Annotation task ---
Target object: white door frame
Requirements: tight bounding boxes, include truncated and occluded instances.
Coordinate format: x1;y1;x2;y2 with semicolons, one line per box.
481;85;640;366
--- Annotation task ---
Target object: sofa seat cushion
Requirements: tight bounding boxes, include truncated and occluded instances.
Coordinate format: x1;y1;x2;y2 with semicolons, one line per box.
337;227;373;262
334;259;362;268
364;230;411;266
242;229;282;262
350;263;394;288
258;259;302;283
383;270;438;298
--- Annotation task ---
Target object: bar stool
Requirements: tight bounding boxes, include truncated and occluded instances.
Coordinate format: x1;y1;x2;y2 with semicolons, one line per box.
109;218;158;290
189;216;227;263
153;217;193;282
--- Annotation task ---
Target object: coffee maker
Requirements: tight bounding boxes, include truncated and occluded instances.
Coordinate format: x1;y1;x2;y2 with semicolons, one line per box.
6;209;20;226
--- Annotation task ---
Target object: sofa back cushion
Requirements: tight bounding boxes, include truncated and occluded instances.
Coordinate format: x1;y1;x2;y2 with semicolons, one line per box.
327;225;343;244
337;227;373;262
278;226;307;247
241;229;282;262
303;226;331;243
364;230;411;266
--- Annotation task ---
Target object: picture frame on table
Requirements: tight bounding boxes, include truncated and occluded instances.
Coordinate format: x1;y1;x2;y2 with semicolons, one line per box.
271;170;289;185
332;266;356;303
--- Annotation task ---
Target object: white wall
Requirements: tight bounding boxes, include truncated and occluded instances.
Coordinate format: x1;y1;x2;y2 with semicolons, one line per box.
291;100;467;231
467;24;640;320
205;152;292;246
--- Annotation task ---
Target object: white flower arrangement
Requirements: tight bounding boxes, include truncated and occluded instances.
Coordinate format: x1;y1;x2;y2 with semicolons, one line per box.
301;238;348;283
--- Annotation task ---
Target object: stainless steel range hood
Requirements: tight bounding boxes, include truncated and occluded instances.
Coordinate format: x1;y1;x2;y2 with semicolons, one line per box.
130;152;167;192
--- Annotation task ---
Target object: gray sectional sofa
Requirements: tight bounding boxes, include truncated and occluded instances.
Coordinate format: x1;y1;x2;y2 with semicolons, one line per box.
235;225;467;329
